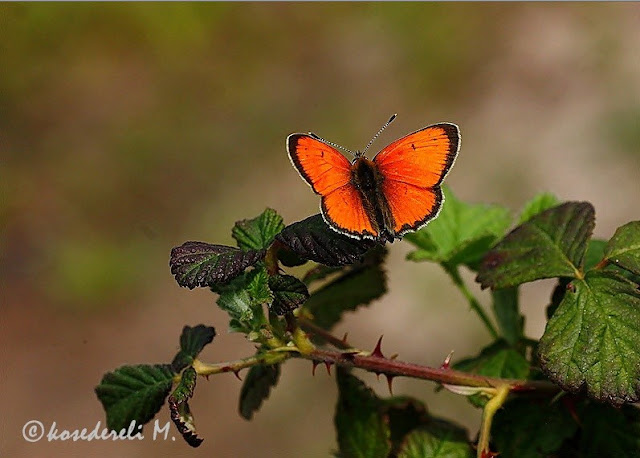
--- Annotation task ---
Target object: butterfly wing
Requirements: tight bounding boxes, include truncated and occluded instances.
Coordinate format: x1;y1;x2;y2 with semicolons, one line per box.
287;134;378;239
373;123;460;237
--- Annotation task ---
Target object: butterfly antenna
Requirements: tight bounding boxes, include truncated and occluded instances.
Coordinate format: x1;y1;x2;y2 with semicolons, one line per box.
361;113;397;156
309;133;356;157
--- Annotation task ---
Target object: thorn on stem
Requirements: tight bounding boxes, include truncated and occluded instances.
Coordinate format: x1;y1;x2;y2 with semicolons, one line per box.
385;374;395;395
324;361;332;376
233;370;243;381
372;336;385;358
441;350;455;369
312;361;319;376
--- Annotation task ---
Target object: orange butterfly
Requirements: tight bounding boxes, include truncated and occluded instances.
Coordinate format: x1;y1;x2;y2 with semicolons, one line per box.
287;115;460;242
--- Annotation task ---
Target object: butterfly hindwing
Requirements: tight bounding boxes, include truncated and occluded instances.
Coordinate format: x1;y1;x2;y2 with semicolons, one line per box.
287;134;378;238
374;123;460;236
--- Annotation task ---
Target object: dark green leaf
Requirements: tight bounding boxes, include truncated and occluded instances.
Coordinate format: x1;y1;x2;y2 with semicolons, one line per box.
405;187;511;268
453;341;529;407
477;202;595;289
304;247;386;330
214;268;270;333
168;367;203;447
268;274;309;315
604;221;640;275
335;369;391;458
584;239;607;271
276;244;307;267
492;398;577;458
538;270;640;405
171;325;216;372
232;208;285;251
239;364;281;420
577;402;640;457
384;397;429;455
170;241;264;289
95;364;174;431
491;287;523;346
397;419;473;458
517;192;559;224
276;214;378;267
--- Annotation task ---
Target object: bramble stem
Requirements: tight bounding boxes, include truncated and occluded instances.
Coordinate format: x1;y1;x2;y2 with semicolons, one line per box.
301;347;559;393
192;352;290;376
192;331;558;396
443;263;499;339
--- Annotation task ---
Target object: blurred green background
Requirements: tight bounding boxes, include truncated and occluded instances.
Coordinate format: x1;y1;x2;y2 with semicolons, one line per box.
2;3;639;457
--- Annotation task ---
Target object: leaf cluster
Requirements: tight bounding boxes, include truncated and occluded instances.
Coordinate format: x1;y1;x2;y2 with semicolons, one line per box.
96;188;640;456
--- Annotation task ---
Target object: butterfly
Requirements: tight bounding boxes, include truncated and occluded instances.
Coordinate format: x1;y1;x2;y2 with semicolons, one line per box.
287;115;460;243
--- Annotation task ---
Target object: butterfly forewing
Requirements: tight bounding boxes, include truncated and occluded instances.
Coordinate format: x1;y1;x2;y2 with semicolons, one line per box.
287;134;378;238
287;134;352;195
373;123;460;188
374;123;460;236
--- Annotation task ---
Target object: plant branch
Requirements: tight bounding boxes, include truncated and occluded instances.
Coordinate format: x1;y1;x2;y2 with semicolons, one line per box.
443;263;499;339
192;351;290;377
191;332;559;396
299;347;560;394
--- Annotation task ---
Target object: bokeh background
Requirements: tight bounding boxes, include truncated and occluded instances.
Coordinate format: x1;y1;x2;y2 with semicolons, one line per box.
2;3;639;457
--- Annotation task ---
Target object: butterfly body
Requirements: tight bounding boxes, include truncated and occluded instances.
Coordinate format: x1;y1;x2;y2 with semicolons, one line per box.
348;156;396;242
287;121;460;242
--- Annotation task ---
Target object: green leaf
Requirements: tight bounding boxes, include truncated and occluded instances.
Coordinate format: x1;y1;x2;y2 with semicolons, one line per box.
171;325;216;372
335;369;391;458
239;364;281;420
384;397;429;454
538;270;640;405
604;221;640;275
304;247;387;331
584;239;608;271
453;341;530;407
517;192;559;224
577;402;640;457
397;419;473;458
491;398;577;458
95;364;174;431
276;214;378;267
168;367;203;447
170;241;264;289
232;208;285;251
405;187;511;269
491;287;523;346
476;202;595;289
267;274;309;315
214;268;270;333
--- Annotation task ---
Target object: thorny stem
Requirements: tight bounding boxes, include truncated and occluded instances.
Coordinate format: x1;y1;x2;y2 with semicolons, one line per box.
443;263;499;339
192;343;559;396
302;348;559;393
